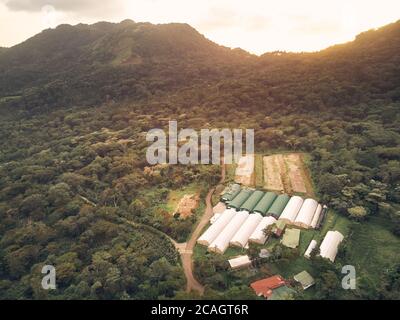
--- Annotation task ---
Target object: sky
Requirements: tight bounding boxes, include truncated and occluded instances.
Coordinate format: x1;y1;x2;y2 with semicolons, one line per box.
0;0;399;54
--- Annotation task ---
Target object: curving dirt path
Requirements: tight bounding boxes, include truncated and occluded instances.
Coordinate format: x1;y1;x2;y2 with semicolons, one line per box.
176;162;226;294
124;163;226;295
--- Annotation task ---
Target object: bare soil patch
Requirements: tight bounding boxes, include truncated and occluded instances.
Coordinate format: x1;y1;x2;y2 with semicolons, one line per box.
263;155;284;191
174;194;200;219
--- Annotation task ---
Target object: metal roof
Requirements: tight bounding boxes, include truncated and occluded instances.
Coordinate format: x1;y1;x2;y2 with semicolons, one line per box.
253;192;277;215
240;190;265;212
267;194;290;218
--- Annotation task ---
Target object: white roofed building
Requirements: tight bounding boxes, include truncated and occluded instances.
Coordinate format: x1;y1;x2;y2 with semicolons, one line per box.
304;240;317;259
319;231;344;262
208;211;249;254
294;198;319;228
228;255;252;269
197;209;236;246
310;204;322;229
279;196;304;223
248;216;277;244
230;213;263;248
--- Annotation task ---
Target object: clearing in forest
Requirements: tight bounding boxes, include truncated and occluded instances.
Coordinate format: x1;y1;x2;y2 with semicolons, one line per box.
285;153;307;193
263;153;314;196
174;194;200;219
235;154;255;186
263;155;284;191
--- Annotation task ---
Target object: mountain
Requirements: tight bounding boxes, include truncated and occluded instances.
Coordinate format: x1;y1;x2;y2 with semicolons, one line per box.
0;19;399;301
0;20;253;110
1;19;400;113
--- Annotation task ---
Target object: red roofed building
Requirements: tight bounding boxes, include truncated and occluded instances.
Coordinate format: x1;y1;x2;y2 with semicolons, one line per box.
250;275;286;299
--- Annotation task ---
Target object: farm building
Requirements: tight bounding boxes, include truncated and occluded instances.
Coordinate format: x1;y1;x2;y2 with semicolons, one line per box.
294;271;315;290
319;231;344;262
279;196;304;223
269;286;296;300
227;189;253;210
281;228;301;248
228;255;252;269
310;204;322;229
250;275;286;299
220;184;241;202
230;213;263;247
294;198;319;228
315;205;328;229
197;209;236;246
240;190;264;212
267;194;290;218
208;211;249;254
249;216;277;244
304;240;318;259
253;192;277;216
213;202;226;215
210;213;222;224
272;220;287;237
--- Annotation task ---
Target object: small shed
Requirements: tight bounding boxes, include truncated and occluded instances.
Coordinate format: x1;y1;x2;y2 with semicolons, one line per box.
294;271;315;290
272;220;287;237
281;228;301;248
304;240;317;259
250;275;286;299
220;184;241;202
213;202;227;215
228;255;252;269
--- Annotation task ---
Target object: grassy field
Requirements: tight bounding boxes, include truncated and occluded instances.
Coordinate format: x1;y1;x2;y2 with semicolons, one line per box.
254;154;264;188
343;216;400;285
160;183;201;214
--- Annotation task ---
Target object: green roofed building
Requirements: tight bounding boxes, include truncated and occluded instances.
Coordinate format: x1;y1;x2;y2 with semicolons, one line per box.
267;194;290;218
253;192;278;216
272;220;286;237
228;189;253;210
294;271;315;290
269;286;296;300
240;190;265;212
221;184;241;203
281;228;301;248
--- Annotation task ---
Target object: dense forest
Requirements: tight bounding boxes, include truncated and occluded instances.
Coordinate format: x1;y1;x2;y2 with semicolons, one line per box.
0;19;399;299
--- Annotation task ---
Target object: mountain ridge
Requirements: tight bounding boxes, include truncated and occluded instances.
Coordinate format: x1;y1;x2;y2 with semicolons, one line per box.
0;19;399;111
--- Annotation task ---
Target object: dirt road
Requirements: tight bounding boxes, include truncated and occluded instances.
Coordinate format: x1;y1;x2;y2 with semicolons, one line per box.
125;163;226;295
177;162;226;294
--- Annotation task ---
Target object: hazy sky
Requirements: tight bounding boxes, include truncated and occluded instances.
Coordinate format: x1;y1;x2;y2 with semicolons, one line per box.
0;0;399;54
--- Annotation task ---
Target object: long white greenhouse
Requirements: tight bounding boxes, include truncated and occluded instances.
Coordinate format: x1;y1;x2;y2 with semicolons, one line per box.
197;209;236;246
294;198;319;228
279;196;304;223
248;216;277;244
230;213;263;248
319;231;344;262
208;211;249;254
310;204;322;229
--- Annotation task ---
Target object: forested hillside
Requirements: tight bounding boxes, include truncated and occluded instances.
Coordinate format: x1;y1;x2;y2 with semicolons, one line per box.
0;19;399;300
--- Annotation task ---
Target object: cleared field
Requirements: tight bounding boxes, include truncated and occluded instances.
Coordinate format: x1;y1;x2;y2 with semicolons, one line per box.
235;155;255;186
285;153;307;193
263;155;284;191
263;153;314;196
174;194;200;219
